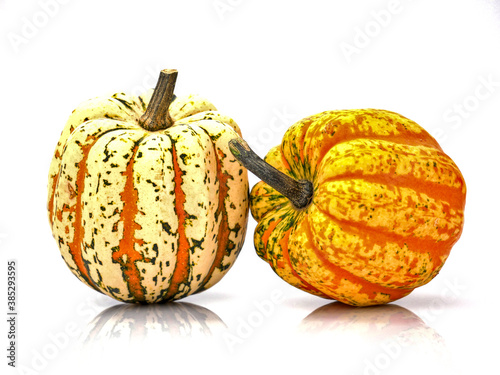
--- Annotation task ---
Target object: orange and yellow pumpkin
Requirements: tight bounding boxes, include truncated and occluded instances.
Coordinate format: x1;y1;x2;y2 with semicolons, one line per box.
48;69;249;303
230;109;466;306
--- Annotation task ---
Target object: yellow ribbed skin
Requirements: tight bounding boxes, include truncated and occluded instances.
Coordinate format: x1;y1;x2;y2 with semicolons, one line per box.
250;109;466;306
48;90;248;303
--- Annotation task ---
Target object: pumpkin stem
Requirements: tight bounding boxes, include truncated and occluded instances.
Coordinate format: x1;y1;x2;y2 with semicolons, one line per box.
229;138;314;210
139;69;178;131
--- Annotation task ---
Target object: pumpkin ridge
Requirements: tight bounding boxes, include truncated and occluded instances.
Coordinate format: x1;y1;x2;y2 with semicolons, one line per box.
198;139;231;290
318;173;465;212
111;135;148;302
312;201;459;253
314;138;448;170
258;215;284;262
281;120;313;180
163;138;191;300
302;218;412;305
280;226;329;298
65;141;101;292
298;110;441;178
48;174;59;227
309;133;443;162
306;205;451;289
263;211;297;267
48;122;132;227
59;126;135;292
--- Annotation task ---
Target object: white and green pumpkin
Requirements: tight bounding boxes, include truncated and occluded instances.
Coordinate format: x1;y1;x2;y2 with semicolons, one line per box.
47;69;249;303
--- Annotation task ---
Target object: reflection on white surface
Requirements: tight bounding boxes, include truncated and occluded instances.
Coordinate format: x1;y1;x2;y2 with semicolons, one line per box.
295;302;455;375
82;302;226;343
78;302;227;371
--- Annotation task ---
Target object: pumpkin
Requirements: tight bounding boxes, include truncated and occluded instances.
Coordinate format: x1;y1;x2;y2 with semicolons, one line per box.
229;109;466;306
48;69;249;303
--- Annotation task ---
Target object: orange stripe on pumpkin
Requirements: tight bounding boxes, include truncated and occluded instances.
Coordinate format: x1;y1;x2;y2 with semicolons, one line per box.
314;201;460;259
200;148;231;289
281;118;313;178
320;171;465;213
112;136;148;302
65;143;100;292
302;218;412;305
164;143;190;300
301;111;443;171
261;218;282;246
280;227;330;298
48;175;59;227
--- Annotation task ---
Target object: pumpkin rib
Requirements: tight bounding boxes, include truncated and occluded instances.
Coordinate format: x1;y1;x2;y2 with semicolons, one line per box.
196;126;232;291
193;121;249;291
258;210;327;296
179;111;243;136
313;177;465;243
280;120;313;180
48;96;139;175
170;127;216;299
307;205;448;289
297;111;442;179
153;133;181;302
55;123;135;293
125;133;179;303
256;214;284;262
163;134;192;301
47;174;59;227
48;122;129;228
317;173;465;214
302;217;413;305
315;137;458;175
262;210;296;268
313;201;459;253
111;135;149;303
279;117;444;185
281;225;331;298
250;184;290;223
313;141;453;187
82;129;148;301
309;134;443;170
315;138;465;207
158;124;222;300
66;140;99;291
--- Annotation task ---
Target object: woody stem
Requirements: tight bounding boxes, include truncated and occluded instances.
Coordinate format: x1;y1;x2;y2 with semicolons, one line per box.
229;138;313;210
139;69;178;131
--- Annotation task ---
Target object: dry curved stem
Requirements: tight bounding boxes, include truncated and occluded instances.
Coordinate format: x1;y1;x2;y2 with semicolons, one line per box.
229;138;313;210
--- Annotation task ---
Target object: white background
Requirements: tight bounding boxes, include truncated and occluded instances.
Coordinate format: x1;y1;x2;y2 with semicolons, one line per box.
1;0;500;374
